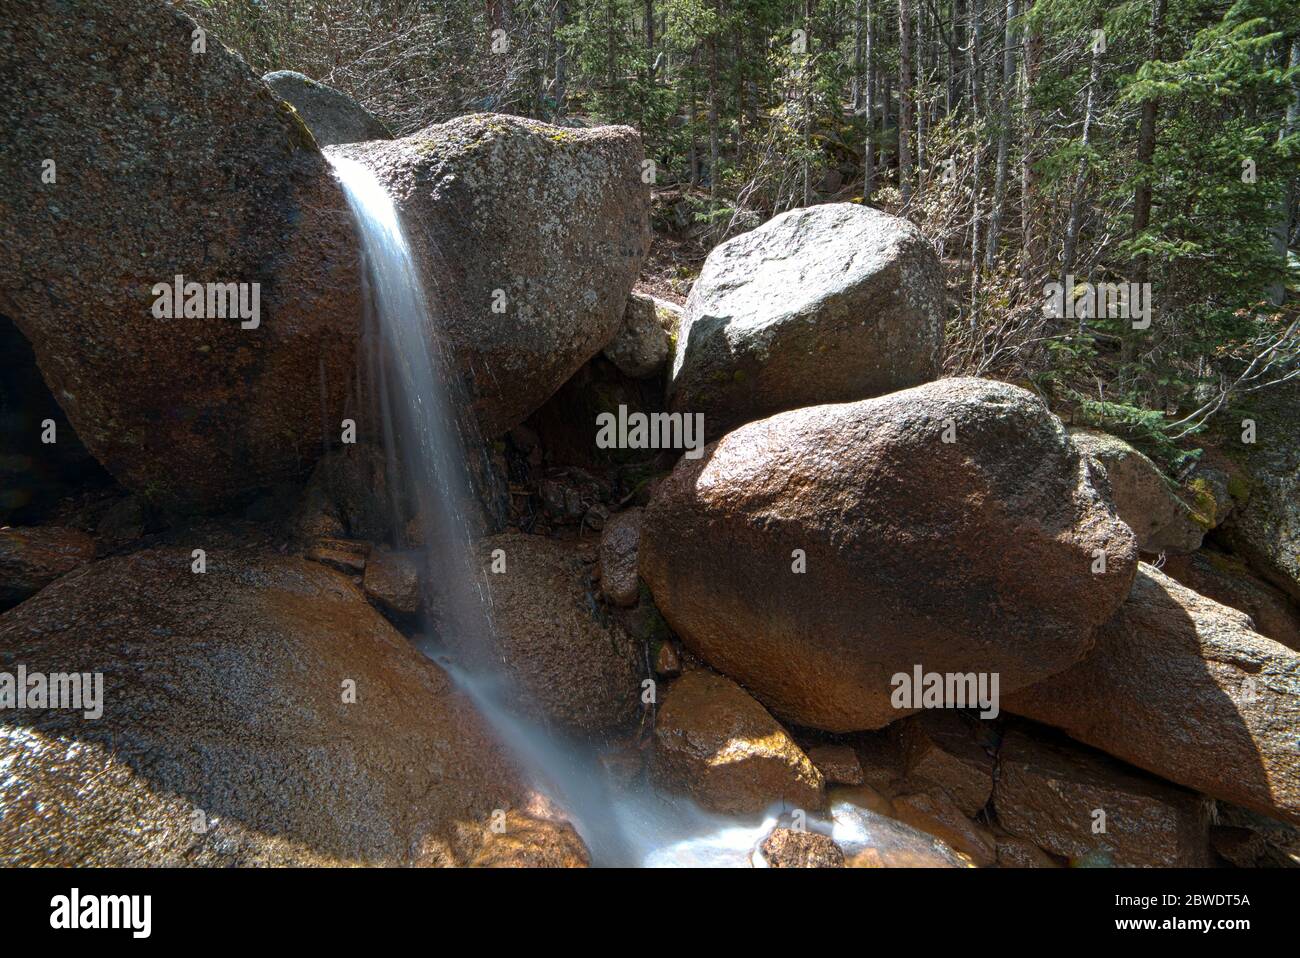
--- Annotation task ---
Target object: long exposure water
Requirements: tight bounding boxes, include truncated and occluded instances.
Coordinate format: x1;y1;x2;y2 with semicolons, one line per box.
327;154;960;868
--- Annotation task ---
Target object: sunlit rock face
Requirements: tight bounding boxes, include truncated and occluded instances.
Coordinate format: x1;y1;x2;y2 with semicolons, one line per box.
641;377;1138;732
668;202;945;440
0;548;585;867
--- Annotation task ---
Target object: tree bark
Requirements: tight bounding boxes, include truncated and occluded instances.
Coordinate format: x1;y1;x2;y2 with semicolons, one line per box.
1132;0;1166;288
1062;29;1104;284
985;0;1016;269
899;0;914;203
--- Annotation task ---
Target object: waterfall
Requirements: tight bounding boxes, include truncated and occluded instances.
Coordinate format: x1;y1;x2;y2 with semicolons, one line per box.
326;154;956;868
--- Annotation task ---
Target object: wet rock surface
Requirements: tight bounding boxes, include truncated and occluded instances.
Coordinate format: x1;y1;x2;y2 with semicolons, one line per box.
0;548;574;866
332;114;650;437
757;827;846;867
476;532;643;736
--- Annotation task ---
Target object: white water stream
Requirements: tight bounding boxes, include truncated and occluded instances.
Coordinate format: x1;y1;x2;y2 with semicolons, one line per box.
328;154;960;868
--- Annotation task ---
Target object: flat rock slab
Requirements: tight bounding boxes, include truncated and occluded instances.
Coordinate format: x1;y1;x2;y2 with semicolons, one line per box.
1006;564;1300;825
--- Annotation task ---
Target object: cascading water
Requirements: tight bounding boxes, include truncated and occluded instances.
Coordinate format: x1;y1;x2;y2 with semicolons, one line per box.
326;154;962;868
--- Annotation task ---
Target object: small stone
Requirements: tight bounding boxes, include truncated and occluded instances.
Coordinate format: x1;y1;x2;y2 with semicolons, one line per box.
654;641;682;677
757;828;845;868
305;537;370;575
362;549;422;616
598;508;642;607
891;790;997;867
806;744;865;786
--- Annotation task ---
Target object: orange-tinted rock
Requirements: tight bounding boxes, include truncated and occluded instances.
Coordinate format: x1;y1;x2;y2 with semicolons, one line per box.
362;548;422;617
654;640;682;677
0;0;362;511
895;712;994;816
641;378;1137;732
994;830;1061;868
806;744;865;786
757;827;845;868
0;525;94;608
306;537;370;575
891;790;997;866
0;548;577;866
994;725;1212;868
1005;565;1300;825
653;670;825;815
468;812;590;868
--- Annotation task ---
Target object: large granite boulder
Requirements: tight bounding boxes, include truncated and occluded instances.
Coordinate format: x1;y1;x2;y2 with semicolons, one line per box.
332;114;650;437
1160;549;1300;651
263;70;392;146
640;378;1138;732
0;548;581;866
0;0;363;511
668;203;944;439
1005;565;1300;825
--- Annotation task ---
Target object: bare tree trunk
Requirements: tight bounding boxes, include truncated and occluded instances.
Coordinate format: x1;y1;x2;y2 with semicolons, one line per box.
688;49;699;185
853;0;864;112
1062;29;1104;283
864;0;876;198
1132;0;1166;288
985;0;1016;269
1269;37;1300;304
802;0;814;205
968;0;984;284
968;0;983;114
1019;0;1044;279
708;26;720;198
899;0;914;203
916;0;927;180
553;0;569;118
